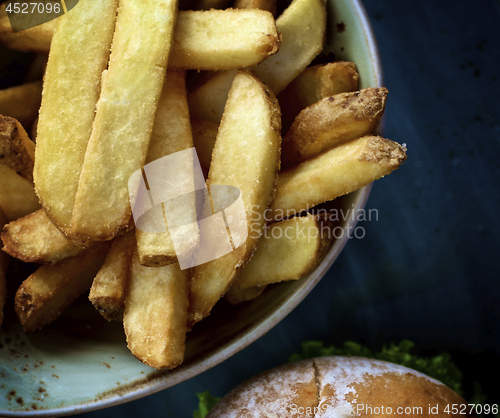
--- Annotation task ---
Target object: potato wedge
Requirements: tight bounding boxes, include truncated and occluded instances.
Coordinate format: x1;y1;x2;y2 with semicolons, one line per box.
1;209;89;264
169;9;279;70
282;88;388;168
0;206;9;329
191;118;219;176
123;251;189;369
270;135;407;220
72;0;177;241
136;71;198;267
232;214;332;289
188;0;326;123
34;0;119;237
0;81;43;129
278;61;359;132
234;0;277;15
0;115;35;181
224;285;267;305
0;165;40;221
14;243;109;333
0;4;55;53
89;230;135;322
188;70;282;325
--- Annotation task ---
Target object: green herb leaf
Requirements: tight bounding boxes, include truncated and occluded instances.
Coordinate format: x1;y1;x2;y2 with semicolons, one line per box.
193;391;221;418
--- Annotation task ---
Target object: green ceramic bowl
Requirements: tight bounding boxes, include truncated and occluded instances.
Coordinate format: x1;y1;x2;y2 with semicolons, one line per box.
0;0;382;415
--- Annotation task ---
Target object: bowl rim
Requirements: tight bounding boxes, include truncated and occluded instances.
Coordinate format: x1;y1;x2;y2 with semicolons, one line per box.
0;0;383;415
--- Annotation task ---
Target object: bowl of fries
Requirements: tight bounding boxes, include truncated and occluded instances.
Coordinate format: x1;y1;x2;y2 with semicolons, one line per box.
0;0;407;415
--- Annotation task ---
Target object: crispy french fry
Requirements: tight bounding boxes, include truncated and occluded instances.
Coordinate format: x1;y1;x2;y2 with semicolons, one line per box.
72;0;178;241
169;9;279;70
14;243;109;333
34;0;119;237
234;0;277;15
0;115;35;181
224;285;267;305
123;251;189;369
188;70;282;325
0;81;43;129
89;230;135;321
278;61;359;132
0;4;56;53
0;206;9;329
282;88;388;168
232;214;332;289
0;165;40;221
136;71;198;267
270;135;407;220
188;0;326;122
191;118;218;176
1;209;88;264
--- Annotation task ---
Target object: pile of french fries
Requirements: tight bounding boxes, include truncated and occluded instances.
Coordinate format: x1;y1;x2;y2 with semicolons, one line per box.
0;0;407;369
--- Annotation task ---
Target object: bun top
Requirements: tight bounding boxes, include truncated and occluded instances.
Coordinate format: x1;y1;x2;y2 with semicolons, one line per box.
207;356;470;417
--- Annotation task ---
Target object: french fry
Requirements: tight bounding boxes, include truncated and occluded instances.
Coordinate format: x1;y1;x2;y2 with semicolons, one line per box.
89;230;135;322
0;81;43;129
0;165;40;221
169;9;279;70
14;243;109;333
278;61;359;132
34;0;119;237
224;285;267;305
0;206;9;329
136;71;198;267
188;0;326;122
0;4;56;53
282;88;388;168
71;0;178;241
232;214;332;289
234;0;277;15
0;115;36;181
191;118;219;176
1;209;89;264
188;70;282;325
123;251;189;369
270;135;407;220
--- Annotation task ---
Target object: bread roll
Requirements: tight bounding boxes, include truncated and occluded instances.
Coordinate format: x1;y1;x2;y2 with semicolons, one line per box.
207;356;471;417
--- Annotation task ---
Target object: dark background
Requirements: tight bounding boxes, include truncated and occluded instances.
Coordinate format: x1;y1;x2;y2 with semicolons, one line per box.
3;0;500;416
81;0;500;416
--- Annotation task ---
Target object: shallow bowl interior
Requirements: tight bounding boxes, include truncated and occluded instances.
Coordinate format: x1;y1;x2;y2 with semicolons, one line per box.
0;0;382;415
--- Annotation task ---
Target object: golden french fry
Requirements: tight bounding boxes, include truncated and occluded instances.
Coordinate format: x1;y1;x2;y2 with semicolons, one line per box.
34;0;119;237
14;243;109;333
1;209;89;263
72;0;177;241
188;70;282;325
278;61;359;132
232;214;332;289
224;285;267;305
191;118;219;176
187;0;326;123
0;4;56;53
282;88;388;168
234;0;277;15
270;135;407;220
89;230;135;322
136;71;198;267
0;115;36;181
0;206;9;329
0;81;43;129
169;9;279;70
0;165;40;221
123;250;189;369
